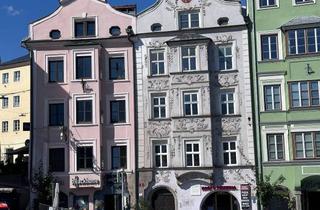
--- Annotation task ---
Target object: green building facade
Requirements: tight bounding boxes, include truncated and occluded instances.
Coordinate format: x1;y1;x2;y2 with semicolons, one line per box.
247;0;320;210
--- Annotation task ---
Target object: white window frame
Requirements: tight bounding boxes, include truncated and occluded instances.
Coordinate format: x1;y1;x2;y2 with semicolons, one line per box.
263;84;282;111
259;75;286;111
183;91;200;116
106;139;130;171
13;120;20;131
260;34;279;60
257;30;283;61
2;121;8;132
153;140;169;168
257;0;279;9
292;0;315;6
2;97;8;109
151;93;167;119
45;54;67;83
261;125;289;162
149;49;166;76
73;50;95;81
2;73;9;84
13;95;20;108
218;45;234;70
72;16;98;38
184;140;201;167
222;140;238;166
73;94;96;126
106;93;129;125
266;133;285;161
220;91;235;115
180;46;199;72
13;71;20;82
178;10;201;29
74;140;96;172
107;51;128;81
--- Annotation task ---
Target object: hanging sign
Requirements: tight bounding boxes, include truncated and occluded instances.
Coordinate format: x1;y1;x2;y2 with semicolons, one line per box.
240;184;251;209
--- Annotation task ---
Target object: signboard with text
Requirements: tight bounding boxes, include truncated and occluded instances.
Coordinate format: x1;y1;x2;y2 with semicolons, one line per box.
240;184;251;209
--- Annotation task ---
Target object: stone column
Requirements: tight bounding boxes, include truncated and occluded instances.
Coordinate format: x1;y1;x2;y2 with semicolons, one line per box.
294;191;302;210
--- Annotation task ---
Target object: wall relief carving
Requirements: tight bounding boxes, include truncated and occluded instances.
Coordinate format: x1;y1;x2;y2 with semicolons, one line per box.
175;118;209;132
172;74;207;85
148;79;170;90
155;171;171;183
220;117;241;135
216;73;238;87
214;34;233;43
148;41;166;48
148;121;171;137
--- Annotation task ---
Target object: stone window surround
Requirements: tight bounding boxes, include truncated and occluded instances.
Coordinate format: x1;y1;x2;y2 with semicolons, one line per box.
222;139;238;166
183;139;202;167
106;50;129;81
74;139;96;172
73;93;96;126
175;8;203;30
261;125;289;162
45;53;67;84
148;48;167;76
72;49;95;81
219;87;239;115
106;139;130;172
215;41;237;71
72;16;98;38
106;93;129;125
181;89;201;116
179;45;200;72
149;91;169;120
257;30;283;61
259;75;286;112
151;139;169;168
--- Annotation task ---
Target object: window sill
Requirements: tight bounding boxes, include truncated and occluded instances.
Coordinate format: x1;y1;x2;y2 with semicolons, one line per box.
257;5;279;10
258;59;284;64
148;118;171;122
170;70;209;75
108;122;131;126
289;107;320;111
172;115;211;119
71;79;98;83
214;114;241;118
147;75;170;79
70;170;99;175
286;53;320;59
260;110;286;113
106;79;130;83
214;69;238;74
293;1;315;6
47;82;68;85
73;123;99;127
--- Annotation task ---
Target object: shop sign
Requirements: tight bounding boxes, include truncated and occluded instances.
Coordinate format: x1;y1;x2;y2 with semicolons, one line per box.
202;185;237;191
240;184;251;209
71;176;100;188
190;185;201;196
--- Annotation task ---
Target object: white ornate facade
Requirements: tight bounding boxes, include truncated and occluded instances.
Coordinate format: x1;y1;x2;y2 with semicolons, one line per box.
134;0;257;210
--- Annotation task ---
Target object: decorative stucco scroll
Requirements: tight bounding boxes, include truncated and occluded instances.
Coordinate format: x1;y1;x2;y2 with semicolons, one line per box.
172;74;207;85
175;118;209;132
148;121;171;137
220;117;241;135
216;73;239;87
148;79;170;90
155;171;171;183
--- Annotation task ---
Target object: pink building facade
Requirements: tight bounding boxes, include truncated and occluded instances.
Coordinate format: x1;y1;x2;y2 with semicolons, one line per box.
24;0;136;209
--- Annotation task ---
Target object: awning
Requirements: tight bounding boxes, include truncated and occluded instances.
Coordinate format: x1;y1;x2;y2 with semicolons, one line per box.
281;16;320;30
5;146;28;155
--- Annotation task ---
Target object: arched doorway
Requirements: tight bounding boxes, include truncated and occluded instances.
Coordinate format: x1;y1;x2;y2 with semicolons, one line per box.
301;176;320;210
151;188;175;210
201;192;240;210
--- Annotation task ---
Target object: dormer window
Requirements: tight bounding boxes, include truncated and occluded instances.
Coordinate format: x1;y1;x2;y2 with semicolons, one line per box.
179;11;199;29
74;19;96;38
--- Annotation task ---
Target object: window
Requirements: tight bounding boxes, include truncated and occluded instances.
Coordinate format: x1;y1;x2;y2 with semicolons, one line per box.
77;145;93;170
109;57;125;80
182;46;196;71
289;81;320;108
110;100;126;123
74;19;96;38
223;141;237;165
179;11;199;29
76;55;92;79
109;26;121;36
5;148;13;164
13;96;20;107
2;73;8;84
183;92;198;116
151;23;162;32
49;103;64;126
13;120;20;131
76;99;93;124
50;30;61;39
152;95;166;119
267;134;284;161
111;146;127;169
14;71;20;82
264;85;281;111
154;144;168;168
293;132;320;159
221;92;235;115
185;141;200;167
295;0;314;4
49;148;65;172
261;34;278;60
2;97;8;109
150;49;165;76
48;59;64;82
260;0;276;7
218;45;233;70
2;121;8;132
288;28;320;55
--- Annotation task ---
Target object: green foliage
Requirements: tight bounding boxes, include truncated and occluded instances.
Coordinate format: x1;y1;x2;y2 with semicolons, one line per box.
32;164;56;205
256;172;295;210
134;199;150;210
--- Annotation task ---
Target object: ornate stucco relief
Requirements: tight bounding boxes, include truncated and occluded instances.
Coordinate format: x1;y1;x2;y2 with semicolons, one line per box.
174;118;210;132
148;79;170;91
148;121;172;137
214;117;241;136
172;74;207;85
155;171;171;183
215;73;239;87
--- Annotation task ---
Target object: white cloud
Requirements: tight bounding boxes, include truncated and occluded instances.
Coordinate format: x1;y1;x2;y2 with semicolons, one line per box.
3;5;21;16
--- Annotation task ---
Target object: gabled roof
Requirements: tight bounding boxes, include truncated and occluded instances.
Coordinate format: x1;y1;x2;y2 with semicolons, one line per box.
0;55;29;67
281;16;320;30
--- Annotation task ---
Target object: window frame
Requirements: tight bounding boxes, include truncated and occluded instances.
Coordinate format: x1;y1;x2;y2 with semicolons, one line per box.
185;140;201;167
111;145;127;170
109;56;126;80
48;102;65;126
267;134;285;161
110;100;127;124
178;10;200;30
2;73;9;84
292;0;315;6
2;121;8;133
261;34;279;60
13;95;20;108
48;147;65;172
218;45;234;70
153;142;169;168
258;30;283;61
259;0;278;8
183;91;199;116
13;71;20;82
107;94;129;125
151;93;167;119
73;51;95;81
293;132;320;159
263;84;282;111
74;94;95;126
222;140;238;166
287;27;320;55
289;80;320;108
2;97;8;109
220;91;236;115
13;120;20;131
73;17;97;38
75;141;95;171
181;46;198;72
149;49;166;76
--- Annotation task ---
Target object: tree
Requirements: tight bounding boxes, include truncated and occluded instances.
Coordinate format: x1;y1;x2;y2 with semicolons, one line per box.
256;173;295;210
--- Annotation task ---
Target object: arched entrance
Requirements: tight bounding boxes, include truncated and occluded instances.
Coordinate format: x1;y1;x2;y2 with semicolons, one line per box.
201;192;240;210
301;176;320;210
151;188;175;210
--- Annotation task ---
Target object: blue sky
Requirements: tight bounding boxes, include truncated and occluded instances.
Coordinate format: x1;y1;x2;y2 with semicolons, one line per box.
0;0;245;62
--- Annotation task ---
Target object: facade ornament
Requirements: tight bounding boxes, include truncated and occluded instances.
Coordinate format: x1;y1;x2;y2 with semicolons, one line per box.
172;74;207;85
148;41;166;48
175;118;209;132
216;73;239;87
148;121;171;137
220;117;241;135
214;34;233;43
155;171;171;183
148;79;170;90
